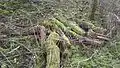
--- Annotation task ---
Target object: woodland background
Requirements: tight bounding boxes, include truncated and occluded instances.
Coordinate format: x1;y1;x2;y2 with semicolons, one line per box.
0;0;120;68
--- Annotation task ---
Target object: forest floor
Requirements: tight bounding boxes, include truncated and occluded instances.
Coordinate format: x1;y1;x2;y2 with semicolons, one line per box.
0;1;120;68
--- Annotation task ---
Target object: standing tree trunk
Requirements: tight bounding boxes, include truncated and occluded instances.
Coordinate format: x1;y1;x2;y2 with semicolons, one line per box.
45;32;60;68
89;0;99;20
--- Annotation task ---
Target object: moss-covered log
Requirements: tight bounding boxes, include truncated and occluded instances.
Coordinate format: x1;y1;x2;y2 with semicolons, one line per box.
75;18;107;34
51;18;85;35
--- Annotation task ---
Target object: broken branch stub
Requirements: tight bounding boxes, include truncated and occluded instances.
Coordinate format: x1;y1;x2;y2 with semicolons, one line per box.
45;31;60;68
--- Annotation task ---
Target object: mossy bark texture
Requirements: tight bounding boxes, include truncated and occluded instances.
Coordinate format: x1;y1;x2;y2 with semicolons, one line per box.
45;32;60;68
90;0;99;20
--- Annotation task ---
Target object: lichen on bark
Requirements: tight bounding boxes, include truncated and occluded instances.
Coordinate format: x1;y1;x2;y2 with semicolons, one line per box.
45;31;60;68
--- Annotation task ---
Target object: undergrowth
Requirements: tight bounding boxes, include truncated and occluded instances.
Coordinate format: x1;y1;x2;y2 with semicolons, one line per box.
0;0;120;68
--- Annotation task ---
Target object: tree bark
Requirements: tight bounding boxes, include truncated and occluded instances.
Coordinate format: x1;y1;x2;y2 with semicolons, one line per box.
89;0;99;20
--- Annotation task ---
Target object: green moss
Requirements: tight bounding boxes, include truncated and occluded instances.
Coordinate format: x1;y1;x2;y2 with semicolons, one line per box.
45;32;60;68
